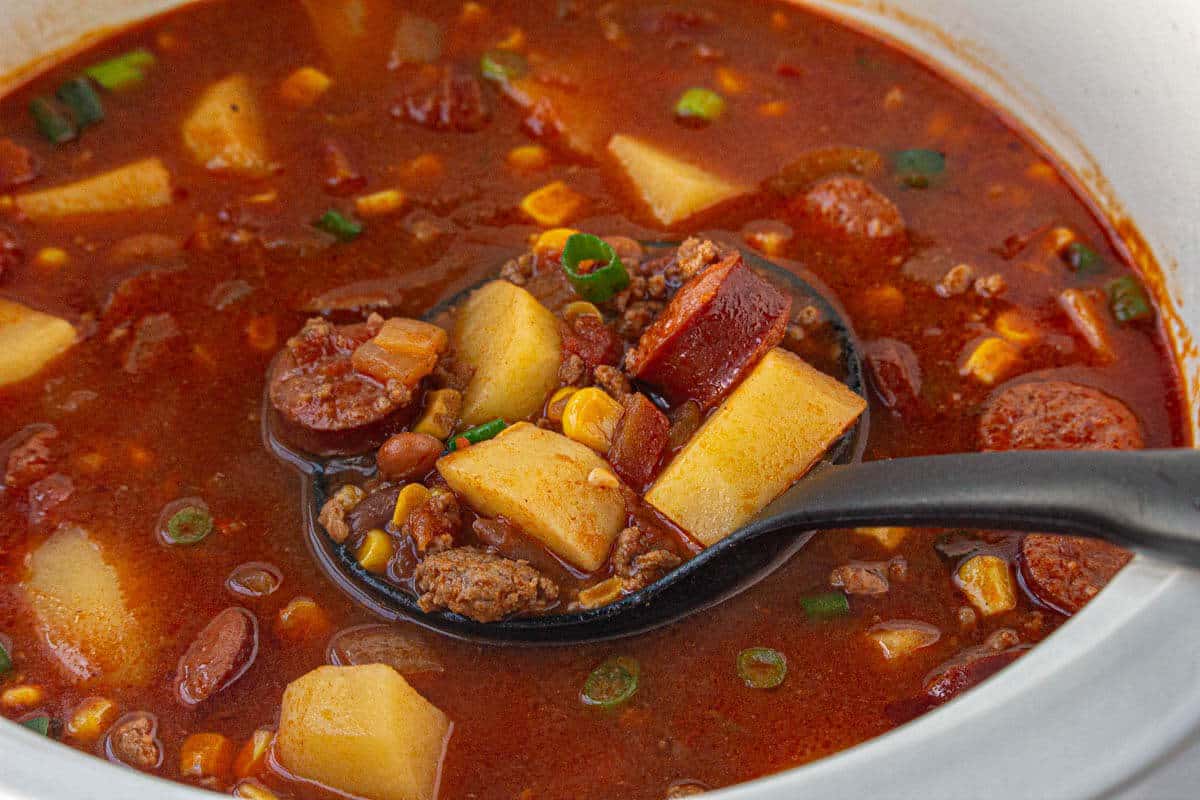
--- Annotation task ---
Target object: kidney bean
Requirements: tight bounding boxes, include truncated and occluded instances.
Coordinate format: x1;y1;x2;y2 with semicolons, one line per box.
377;432;444;480
175;607;258;706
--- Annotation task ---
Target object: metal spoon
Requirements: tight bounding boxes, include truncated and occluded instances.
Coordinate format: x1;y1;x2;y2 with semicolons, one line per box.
273;247;1200;644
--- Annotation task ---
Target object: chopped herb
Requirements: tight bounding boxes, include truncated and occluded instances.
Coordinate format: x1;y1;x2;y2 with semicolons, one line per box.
56;77;105;128
736;647;787;689
800;591;850;620
1063;242;1104;275
674;87;725;124
20;716;51;736
479;49;528;83
315;209;363;242
29;97;76;144
445;418;507;452
581;656;639;708
0;640;11;676
894;148;945;189
85;48;157;91
1106;275;1153;323
561;233;630;303
165;506;214;545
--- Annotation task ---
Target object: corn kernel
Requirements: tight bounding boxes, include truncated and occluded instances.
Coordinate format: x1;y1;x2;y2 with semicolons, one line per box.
507;144;551;171
533;227;579;256
234;781;281;800
280;66;332;108
994;309;1042;347
1058;288;1115;362
66;697;118;743
714;67;747;94
960;337;1021;386
401;153;445;183
868;622;941;660
563;301;602;322
561;387;623;452
233;728;273;779
1027;161;1056;182
245;189;277;204
741;220;793;257
758;100;789;117
180;732;235;781
546;387;577;424
460;1;487;24
957;555;1017;616
861;284;906;318
520;181;586;227
412;389;462;440
577;576;625;608
392;483;432;529
2;685;43;709
244;316;278;352
356;528;395;574
883;86;905;110
34;247;69;269
587;466;620;489
496;27;525;50
854;527;908;551
276;596;332;641
355;189;406;217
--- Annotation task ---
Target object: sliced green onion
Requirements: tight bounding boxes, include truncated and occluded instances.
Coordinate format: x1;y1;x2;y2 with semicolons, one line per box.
800;591;850;621
894;148;945;189
561;233;630;303
85;48;156;91
480;49;528;83
736;647;787;689
674;87;725;123
0;641;11;676
315;209;363;242
1063;241;1104;275
1106;275;1153;323
581;656;639;708
29;97;76;144
445;418;507;452
56;77;105;128
166;506;214;545
20;716;51;736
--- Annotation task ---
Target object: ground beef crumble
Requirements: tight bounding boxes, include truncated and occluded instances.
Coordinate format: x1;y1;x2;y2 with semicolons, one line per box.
413;547;559;622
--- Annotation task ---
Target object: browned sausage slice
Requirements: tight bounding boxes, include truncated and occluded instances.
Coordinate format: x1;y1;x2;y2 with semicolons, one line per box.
175;607;258;706
979;380;1144;451
626;252;791;409
789;176;907;261
1019;534;1132;614
608;393;670;489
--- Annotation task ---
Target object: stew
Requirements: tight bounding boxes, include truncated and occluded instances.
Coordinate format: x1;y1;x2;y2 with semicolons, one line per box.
0;1;1185;799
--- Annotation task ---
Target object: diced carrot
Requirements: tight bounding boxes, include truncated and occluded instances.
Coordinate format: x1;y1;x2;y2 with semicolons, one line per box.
180;733;236;782
520;181;587;227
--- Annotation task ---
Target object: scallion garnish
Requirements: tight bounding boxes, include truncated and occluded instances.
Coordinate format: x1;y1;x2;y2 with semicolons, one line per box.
480;49;528;83
561;233;630;303
0;640;11;676
674;87;725;124
445;418;507;452
800;591;850;620
1063;241;1104;275
20;716;51;736
29;97;76;144
85;48;157;91
1106;275;1153;323
315;209;363;242
736;647;787;689
581;656;639;708
56;77;105;128
894;148;945;189
165;506;214;545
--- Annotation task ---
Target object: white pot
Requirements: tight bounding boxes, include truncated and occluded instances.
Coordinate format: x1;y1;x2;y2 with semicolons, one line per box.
2;2;1198;799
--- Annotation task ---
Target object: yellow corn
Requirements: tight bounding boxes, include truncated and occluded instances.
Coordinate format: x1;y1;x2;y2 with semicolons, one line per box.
520;181;586;227
401;153;445;182
66;696;118;743
561;387;623;452
758;100;789;118
246;189;277;204
356;529;395;574
960;337;1021;386
577;576;625;608
413;389;462;440
714;66;747;94
392;483;432;528
546;387;577;424
234;781;281;800
854;527;908;551
179;732;235;781
233;728;273;779
507;144;551;171
496;27;526;50
533;227;579;255
355;189;406;217
1;685;43;709
957;555;1017;616
563;301;602;322
1027;161;1056;182
994;309;1042;347
276;596;331;641
280;66;332;108
34;247;69;269
741;222;793;257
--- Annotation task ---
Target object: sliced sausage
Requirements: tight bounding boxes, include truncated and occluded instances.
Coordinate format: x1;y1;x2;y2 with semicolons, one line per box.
979;380;1144;451
608;393;670;488
413;546;559;622
789;177;907;260
886;636;1027;724
175;607;258;706
627;250;791;409
1019;534;1132;614
863;337;922;415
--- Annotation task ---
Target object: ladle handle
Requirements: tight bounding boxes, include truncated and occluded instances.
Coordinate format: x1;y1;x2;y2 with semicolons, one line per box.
748;449;1200;565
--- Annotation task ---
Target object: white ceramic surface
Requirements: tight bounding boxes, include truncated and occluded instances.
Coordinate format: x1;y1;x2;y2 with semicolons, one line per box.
1;2;1198;799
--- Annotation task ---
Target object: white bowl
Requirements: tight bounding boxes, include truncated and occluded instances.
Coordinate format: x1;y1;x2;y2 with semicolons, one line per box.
2;2;1198;799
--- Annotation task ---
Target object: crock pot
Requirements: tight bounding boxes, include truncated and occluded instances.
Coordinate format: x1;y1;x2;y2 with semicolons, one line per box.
2;1;1199;798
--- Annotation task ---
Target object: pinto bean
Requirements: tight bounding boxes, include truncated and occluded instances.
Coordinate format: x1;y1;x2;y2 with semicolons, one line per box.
175;607;258;706
377;432;443;480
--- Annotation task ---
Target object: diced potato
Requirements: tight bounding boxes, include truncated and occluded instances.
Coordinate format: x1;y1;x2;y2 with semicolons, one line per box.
959;336;1021;386
437;423;626;571
412;389;461;440
646;348;866;546
868;621;941;660
452;280;562;425
15;157;172;221
182;75;272;177
608;134;749;226
23;525;149;684
392;484;432;528
276;664;451;800
0;299;76;387
957;555;1017;616
854;527;909;551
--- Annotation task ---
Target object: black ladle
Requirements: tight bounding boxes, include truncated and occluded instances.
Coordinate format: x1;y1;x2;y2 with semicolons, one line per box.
274;247;1200;645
